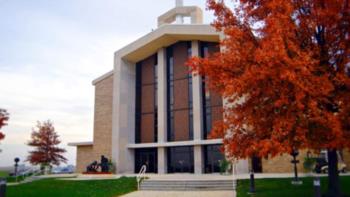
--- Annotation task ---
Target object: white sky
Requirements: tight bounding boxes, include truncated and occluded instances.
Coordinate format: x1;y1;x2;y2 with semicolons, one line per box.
0;0;215;167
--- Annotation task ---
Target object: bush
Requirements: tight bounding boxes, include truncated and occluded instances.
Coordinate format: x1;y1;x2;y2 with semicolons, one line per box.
303;157;316;172
219;159;231;174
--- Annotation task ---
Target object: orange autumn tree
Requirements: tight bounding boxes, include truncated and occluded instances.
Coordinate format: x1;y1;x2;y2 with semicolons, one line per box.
0;109;9;146
188;0;350;196
27;120;67;170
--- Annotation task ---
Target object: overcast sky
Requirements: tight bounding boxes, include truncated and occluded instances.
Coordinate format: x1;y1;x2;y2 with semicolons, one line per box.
0;0;215;167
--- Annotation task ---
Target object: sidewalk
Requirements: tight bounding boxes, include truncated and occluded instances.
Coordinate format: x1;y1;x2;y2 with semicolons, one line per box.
121;191;236;197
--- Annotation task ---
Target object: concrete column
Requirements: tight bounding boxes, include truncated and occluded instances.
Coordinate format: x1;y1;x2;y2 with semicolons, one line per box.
157;147;167;174
157;48;167;173
192;41;204;174
194;145;203;174
112;55;136;174
191;40;203;141
236;159;249;174
157;47;167;143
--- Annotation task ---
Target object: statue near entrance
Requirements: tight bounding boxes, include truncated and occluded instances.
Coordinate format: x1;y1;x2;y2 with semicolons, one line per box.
100;155;109;172
85;155;110;173
86;161;99;172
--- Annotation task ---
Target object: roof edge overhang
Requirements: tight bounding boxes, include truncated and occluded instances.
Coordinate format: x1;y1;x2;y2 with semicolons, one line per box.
92;70;114;85
115;24;222;63
68;141;93;147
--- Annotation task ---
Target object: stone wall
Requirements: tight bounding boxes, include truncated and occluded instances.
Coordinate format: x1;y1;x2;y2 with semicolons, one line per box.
76;145;94;173
92;74;113;159
343;149;350;170
262;150;308;173
262;149;350;173
75;74;114;173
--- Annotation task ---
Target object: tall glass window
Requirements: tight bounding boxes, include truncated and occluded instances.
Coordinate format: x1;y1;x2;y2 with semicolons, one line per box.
201;42;212;139
135;54;158;143
167;42;194;141
200;42;222;139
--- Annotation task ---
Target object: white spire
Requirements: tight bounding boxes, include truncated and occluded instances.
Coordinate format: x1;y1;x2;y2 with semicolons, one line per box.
175;0;184;24
176;0;184;7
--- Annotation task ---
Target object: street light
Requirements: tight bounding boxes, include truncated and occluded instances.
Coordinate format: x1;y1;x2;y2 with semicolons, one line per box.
291;149;303;185
14;158;20;182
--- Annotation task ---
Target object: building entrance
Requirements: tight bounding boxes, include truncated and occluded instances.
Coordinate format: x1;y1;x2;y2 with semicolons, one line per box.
135;148;158;173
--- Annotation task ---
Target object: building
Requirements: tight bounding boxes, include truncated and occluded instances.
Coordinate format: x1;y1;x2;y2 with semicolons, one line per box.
69;1;250;174
69;1;350;174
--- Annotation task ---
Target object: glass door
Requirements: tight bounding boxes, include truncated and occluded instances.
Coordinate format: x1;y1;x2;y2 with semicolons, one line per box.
135;148;158;173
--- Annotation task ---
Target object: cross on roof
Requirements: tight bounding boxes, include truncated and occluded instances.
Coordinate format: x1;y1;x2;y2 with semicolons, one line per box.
176;0;184;7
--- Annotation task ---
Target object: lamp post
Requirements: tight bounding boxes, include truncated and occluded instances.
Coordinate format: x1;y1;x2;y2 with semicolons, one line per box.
249;169;256;194
0;177;6;197
14;157;20;182
291;150;302;185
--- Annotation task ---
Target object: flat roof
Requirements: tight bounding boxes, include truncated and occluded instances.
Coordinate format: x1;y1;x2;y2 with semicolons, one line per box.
92;70;114;85
68;141;93;147
116;24;221;63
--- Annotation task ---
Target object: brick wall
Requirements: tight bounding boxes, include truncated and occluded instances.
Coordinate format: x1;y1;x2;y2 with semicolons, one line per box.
92;74;113;160
262;151;307;173
342;149;350;170
75;74;114;173
262;149;350;173
76;145;94;173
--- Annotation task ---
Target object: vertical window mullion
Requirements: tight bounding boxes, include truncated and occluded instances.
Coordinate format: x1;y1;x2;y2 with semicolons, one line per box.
135;62;142;143
167;47;174;142
154;54;158;142
187;42;194;140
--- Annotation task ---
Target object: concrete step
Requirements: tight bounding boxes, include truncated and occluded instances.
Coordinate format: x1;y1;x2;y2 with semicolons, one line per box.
21;176;42;184
140;180;235;191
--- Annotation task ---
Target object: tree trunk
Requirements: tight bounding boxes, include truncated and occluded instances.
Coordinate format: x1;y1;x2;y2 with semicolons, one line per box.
326;149;341;197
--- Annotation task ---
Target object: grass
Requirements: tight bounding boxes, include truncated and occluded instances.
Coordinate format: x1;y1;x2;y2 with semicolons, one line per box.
0;171;34;183
7;176;137;197
6;175;26;183
237;176;350;197
0;171;8;178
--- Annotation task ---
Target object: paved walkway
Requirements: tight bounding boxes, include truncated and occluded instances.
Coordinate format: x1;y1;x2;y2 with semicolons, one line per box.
121;191;236;197
58;172;350;181
7;174;76;186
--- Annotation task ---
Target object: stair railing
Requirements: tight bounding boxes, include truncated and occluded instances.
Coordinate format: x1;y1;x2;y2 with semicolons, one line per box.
136;165;147;190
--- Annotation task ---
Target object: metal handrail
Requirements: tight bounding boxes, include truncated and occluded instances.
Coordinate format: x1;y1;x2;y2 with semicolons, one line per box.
18;168;42;182
136;165;147;190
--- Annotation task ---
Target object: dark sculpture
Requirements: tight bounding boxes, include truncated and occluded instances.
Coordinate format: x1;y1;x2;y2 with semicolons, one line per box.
100;155;109;172
86;155;110;173
86;161;99;172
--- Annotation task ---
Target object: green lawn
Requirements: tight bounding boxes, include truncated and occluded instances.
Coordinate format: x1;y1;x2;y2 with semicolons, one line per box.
0;171;32;183
7;177;137;197
0;171;8;178
237;176;350;197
